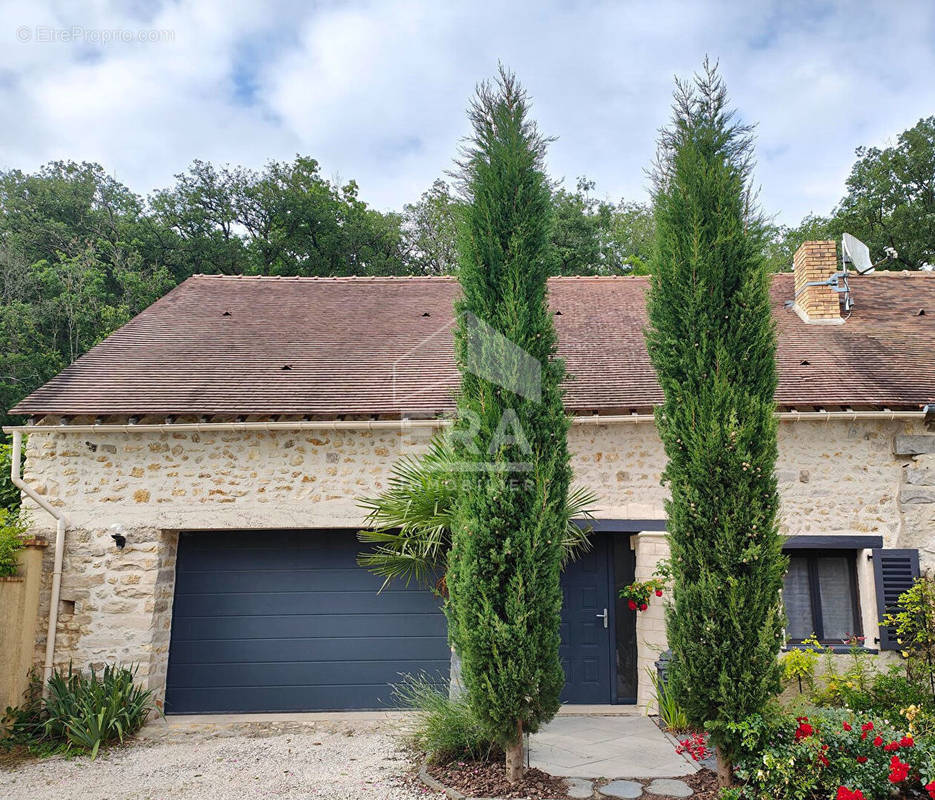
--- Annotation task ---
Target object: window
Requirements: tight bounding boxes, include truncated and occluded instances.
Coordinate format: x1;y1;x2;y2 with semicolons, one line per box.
782;550;862;645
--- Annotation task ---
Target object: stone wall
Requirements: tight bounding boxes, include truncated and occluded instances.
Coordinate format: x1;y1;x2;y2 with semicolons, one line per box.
17;417;931;708
894;437;935;567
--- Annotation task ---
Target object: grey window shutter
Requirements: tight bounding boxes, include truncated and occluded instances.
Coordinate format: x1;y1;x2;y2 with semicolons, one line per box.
872;548;921;650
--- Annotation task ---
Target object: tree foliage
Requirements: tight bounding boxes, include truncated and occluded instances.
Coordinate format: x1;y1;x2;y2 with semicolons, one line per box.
763;116;935;272
835;116;935;270
356;434;595;590
399;174;655;276
2;112;932;436
646;61;786;785
550;177;654;275
444;68;570;781
400;180;462;275
0;161;175;427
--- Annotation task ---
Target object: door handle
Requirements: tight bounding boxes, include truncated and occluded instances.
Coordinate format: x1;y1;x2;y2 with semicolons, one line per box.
596;608;608;629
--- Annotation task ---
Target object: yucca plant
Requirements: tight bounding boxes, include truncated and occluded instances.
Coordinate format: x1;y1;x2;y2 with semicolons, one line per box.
647;667;689;733
43;664;155;759
357;433;596;591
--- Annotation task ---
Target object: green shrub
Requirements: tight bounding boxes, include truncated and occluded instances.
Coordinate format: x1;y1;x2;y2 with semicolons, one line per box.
1;668;47;751
729;706;935;800
885;574;935;700
0;509;29;577
0;438;22;512
807;637;875;710
1;664;155;759
393;674;500;764
780;636;821;695
810;660;933;729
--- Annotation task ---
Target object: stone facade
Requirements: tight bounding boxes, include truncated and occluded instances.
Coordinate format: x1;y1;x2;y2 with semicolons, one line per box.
18;416;933;710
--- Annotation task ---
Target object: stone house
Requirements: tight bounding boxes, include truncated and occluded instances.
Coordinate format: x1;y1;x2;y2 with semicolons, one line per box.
5;241;935;713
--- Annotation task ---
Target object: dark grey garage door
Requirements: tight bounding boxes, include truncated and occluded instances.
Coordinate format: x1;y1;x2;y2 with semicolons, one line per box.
165;530;449;713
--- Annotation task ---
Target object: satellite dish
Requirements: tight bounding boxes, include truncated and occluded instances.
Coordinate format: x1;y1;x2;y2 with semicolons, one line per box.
842;232;875;275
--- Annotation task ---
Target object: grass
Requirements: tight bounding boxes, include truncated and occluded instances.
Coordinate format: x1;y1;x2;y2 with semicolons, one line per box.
393;673;500;764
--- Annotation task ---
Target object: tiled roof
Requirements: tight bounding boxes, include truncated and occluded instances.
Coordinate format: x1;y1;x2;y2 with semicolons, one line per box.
10;272;935;417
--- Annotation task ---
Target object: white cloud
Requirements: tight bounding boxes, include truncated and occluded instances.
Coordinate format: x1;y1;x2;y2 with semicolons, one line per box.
0;0;933;223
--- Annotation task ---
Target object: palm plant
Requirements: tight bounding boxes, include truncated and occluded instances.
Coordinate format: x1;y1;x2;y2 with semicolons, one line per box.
357;434;596;591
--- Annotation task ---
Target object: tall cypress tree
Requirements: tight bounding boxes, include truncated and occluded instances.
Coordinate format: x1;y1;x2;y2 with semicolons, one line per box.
446;68;570;783
646;61;786;786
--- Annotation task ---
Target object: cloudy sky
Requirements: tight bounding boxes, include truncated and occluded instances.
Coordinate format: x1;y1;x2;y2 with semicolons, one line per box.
0;0;933;225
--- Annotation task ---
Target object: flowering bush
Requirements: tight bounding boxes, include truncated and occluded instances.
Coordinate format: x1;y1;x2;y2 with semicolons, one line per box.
728;707;935;799
619;561;669;612
619;577;664;611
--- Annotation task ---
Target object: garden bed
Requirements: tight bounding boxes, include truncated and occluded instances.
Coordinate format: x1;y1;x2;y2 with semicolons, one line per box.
425;761;570;799
422;760;719;799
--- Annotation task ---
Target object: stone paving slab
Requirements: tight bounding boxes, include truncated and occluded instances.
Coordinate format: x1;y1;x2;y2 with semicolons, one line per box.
567;777;595;798
529;714;697;779
646;778;693;797
600;779;643;798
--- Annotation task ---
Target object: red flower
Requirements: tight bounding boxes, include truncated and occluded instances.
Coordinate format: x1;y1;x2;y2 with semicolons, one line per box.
638;603;648;612
842;722;852;731
837;788;866;800
655;589;663;597
861;721;874;732
675;732;710;762
925;781;935;800
900;736;914;748
888;755;910;784
856;756;868;764
884;741;899;752
873;735;883;747
627;600;637;611
794;720;814;741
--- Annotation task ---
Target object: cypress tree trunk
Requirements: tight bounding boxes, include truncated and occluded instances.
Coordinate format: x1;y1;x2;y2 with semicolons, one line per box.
505;721;524;783
646;60;787;788
448;648;464;699
445;68;569;784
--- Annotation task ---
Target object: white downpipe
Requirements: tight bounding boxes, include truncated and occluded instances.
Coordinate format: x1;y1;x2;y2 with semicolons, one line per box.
9;429;68;691
0;408;925;437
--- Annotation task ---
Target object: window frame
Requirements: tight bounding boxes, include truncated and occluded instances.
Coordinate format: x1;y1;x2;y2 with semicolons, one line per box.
782;548;863;646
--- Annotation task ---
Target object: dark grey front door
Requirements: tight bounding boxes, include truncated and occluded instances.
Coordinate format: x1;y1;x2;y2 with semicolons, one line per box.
165;530;449;713
559;535;614;704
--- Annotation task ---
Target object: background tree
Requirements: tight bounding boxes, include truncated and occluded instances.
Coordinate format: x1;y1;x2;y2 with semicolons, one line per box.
400;180;463;275
0;162;173;427
761;214;840;273
646;61;786;787
834;115;935;270
445;68;571;783
148;159;251;278
763;116;935;272
550;177;655;275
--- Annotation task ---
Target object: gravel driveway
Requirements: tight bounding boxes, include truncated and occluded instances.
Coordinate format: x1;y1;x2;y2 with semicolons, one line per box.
0;718;442;800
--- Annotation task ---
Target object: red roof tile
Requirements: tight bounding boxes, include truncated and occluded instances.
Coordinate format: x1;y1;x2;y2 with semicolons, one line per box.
10;272;935;417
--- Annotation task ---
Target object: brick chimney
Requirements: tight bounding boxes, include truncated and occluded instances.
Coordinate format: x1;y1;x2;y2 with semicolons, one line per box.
792;240;844;324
